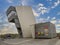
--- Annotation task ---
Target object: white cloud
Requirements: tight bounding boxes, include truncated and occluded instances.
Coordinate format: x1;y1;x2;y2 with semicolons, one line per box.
0;23;18;35
32;9;39;16
51;0;60;8
21;0;25;6
41;9;47;15
21;0;33;6
6;0;14;3
36;18;49;23
37;3;49;15
39;18;47;23
24;3;49;17
47;16;50;20
50;17;57;24
50;20;60;25
38;3;44;7
50;20;56;24
36;16;50;23
52;17;56;20
0;13;8;23
56;24;60;26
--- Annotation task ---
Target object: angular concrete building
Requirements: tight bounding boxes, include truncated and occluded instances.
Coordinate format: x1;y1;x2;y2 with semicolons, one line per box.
6;6;36;38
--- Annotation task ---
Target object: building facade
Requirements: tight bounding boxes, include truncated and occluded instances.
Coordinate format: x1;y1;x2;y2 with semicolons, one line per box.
32;22;57;38
6;6;36;38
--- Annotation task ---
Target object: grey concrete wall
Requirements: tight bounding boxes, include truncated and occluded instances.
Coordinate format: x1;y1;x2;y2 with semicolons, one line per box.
49;23;57;38
30;24;35;38
16;6;36;38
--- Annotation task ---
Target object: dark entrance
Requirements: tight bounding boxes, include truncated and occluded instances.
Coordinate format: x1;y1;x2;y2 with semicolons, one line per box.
17;28;23;38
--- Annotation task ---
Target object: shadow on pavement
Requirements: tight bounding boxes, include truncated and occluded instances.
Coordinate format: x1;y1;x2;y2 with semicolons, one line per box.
48;38;59;45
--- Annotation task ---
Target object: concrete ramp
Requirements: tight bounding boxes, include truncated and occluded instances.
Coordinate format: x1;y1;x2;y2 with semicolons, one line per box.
16;6;36;38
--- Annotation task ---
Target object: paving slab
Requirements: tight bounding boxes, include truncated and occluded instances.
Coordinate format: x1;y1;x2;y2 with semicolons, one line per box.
0;38;60;45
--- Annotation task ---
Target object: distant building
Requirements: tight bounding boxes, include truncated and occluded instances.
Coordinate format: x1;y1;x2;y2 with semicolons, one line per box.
31;22;57;38
6;6;36;38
